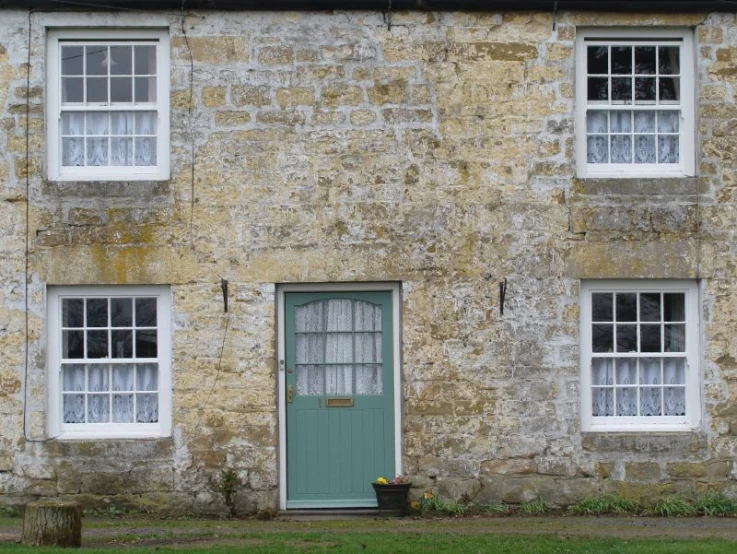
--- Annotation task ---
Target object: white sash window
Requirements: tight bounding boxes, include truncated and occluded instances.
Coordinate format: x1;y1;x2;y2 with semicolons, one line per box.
575;29;694;178
580;281;700;432
47;29;170;181
48;286;172;439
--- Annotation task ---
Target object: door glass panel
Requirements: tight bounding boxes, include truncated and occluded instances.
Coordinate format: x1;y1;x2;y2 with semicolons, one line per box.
296;364;323;396
357;364;383;395
325;365;352;395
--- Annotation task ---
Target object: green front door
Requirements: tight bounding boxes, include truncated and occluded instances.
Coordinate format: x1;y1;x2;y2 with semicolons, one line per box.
285;291;395;508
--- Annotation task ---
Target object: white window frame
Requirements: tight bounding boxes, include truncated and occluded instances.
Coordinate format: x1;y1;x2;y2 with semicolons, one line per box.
46;28;170;181
47;285;172;439
580;280;700;432
575;28;695;178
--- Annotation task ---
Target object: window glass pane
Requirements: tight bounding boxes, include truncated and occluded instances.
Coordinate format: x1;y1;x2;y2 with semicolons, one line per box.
611;78;632;102
634;111;655;132
325;365;353;395
640;324;662;353
610;136;632;163
85;45;107;76
86;77;108;103
658;136;679;164
112;394;134;422
592;388;613;417
86;138;108;166
88;365;109;392
137;394;159;423
62;113;85;135
664;387;686;416
616;324;637;352
62;364;86;391
634;136;656;163
615;358;636;385
113;364;135;391
616;387;637;416
611;46;632;74
592;293;613;321
296;365;323;396
640;293;661;322
615;293;637;321
63;330;84;358
111;138;133;166
136;329;158;358
135;298;157;326
111;298;133;327
635;46;656;74
592;324;614;353
62;299;84;327
111;330;133;358
610;111;631;133
111;77;133;102
635;77;656;102
592;358;614;386
62;138;84;167
112;112;134;135
665;324;685;352
640;358;661;384
587;45;608;74
658;111;679;133
659;46;680;74
137;363;158;391
61;45;83;75
135;112;157;135
135;77;157;103
63;394;85;423
587;136;608;164
135;45;157;74
664;358;686;384
659;78;680;102
86;330;109;358
640;387;662;416
135;138;157;166
87;395;110;423
356;364;383;395
110;45;132;75
664;293;685;321
587;77;608;101
587;111;608;133
62;77;84;103
87;113;108;135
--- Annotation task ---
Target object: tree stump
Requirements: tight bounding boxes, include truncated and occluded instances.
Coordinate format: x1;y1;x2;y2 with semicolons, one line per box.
21;501;82;547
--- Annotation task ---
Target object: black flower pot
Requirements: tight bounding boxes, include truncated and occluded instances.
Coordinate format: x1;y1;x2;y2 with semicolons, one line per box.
372;483;411;514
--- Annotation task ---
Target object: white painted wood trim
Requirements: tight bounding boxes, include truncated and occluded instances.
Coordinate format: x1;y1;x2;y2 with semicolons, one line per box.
276;282;402;511
579;279;701;432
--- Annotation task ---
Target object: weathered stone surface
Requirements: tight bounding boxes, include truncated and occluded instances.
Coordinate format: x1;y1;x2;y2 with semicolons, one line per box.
0;9;736;516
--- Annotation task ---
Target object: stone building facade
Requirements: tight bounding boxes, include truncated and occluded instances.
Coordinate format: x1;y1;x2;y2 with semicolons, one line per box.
2;2;737;514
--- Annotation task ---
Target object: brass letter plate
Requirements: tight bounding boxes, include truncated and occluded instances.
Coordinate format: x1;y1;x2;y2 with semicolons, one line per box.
325;398;354;407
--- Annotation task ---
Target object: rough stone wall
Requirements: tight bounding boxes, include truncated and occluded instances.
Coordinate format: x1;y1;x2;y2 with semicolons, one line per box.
1;8;737;514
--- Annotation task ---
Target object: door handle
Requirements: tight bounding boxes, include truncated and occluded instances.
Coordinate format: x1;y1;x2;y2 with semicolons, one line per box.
287;385;294;403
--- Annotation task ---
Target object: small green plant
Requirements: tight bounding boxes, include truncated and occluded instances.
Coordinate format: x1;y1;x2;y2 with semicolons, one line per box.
484;502;510;515
645;495;697;517
419;492;468;516
567;494;638;515
218;468;241;518
518;497;551;515
692;491;737;517
0;506;22;518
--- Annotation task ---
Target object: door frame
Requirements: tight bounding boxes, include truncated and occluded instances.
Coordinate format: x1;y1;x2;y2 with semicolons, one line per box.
276;282;402;511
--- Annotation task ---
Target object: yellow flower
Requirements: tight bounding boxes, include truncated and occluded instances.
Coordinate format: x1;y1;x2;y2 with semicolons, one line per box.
375;477;389;485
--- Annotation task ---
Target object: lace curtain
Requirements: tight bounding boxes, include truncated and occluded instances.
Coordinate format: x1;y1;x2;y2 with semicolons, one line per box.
592;358;686;417
295;299;383;397
62;363;158;424
587;110;679;164
61;111;157;167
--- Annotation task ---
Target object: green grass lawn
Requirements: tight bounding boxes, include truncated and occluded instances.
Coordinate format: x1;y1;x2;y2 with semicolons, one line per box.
2;517;737;554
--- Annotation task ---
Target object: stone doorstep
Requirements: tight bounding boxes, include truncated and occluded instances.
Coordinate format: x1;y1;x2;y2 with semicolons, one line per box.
277;508;398;521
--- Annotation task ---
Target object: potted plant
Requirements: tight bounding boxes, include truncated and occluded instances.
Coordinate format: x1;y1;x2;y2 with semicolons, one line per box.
372;475;412;514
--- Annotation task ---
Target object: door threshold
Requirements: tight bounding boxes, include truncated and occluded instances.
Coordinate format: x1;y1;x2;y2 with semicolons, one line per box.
277;508;405;521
